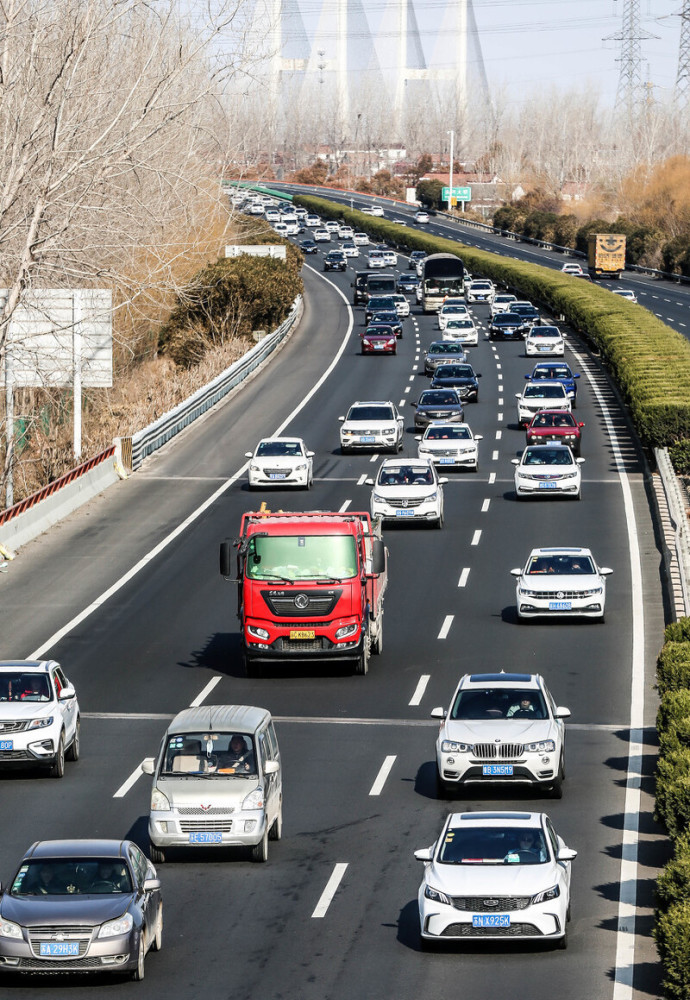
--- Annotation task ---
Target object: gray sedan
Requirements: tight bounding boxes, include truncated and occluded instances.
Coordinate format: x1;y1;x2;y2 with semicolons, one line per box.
0;839;162;980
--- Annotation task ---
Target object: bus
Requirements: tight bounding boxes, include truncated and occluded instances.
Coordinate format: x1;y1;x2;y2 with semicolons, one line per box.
421;253;465;313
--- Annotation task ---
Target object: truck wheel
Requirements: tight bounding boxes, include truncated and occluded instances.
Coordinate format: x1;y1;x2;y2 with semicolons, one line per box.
371;616;383;655
355;635;370;675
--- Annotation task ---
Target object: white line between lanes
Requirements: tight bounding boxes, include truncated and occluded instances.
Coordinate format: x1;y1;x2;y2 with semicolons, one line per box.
438;615;454;639
495;431;502;440
113;763;144;798
370;454;378;462
369;755;397;796
409;674;430;705
339;499;351;512
312;863;348;918
458;567;470;587
488;472;496;484
28;268;356;660
357;474;367;485
471;530;481;545
190;675;222;707
481;499;490;512
399;398;406;405
492;450;499;460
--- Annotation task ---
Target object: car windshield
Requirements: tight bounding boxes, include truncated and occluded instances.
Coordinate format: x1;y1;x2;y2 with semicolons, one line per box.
378;465;434;486
429;343;463;355
425;426;471;440
533;366;571;379
367;279;395;294
419;391;460;406
472;282;492;289
524;385;566;398
256;441;303;457
445;320;474;329
0;672;51;701
369;297;394;309
371;312;398;323
451;687;548;720
526;554;596;575
436;365;474;378
513;305;537;314
531;413;576;428
366;325;394;335
246;534;358;582
494;314;520;325
530;328;561;338
522;448;574;466
11;858;133;896
441;305;466;314
159;731;258;778
495;295;515;303
438;826;548;865
348;405;394;422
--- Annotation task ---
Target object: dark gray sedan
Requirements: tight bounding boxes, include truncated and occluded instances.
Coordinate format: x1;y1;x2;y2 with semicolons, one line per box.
0;839;162;980
411;389;465;430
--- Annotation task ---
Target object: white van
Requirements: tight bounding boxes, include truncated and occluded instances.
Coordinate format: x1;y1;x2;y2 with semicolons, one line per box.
142;705;282;863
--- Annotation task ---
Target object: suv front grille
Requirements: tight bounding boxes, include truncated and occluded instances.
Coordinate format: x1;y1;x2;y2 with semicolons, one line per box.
450;896;531;912
0;720;30;733
472;743;524;760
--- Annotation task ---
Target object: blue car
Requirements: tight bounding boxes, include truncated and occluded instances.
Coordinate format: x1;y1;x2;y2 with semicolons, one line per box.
525;362;581;405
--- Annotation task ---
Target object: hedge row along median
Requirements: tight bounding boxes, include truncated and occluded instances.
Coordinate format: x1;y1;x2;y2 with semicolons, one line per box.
294;193;690;449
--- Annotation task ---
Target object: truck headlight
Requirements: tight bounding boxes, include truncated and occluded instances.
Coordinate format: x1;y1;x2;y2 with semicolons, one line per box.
335;623;359;639
248;625;270;640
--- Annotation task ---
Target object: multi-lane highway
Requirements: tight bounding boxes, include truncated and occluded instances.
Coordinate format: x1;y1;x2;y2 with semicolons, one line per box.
0;227;666;998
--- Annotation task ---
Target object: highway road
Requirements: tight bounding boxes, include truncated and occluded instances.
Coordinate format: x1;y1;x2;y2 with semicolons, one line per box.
0;229;667;999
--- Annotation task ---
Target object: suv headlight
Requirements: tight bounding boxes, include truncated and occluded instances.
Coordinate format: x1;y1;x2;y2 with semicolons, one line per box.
0;918;22;940
242;786;265;810
28;717;54;730
99;913;134;938
425;492;439;502
441;740;472;753
151;788;170;811
525;739;556;753
531;884;560;905
424;884;451;905
580;587;603;596
373;493;387;503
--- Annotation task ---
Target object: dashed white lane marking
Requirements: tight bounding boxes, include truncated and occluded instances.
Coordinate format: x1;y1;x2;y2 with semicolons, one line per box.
339;499;351;512
408;375;415;381
357;474;367;485
495;431;502;440
113;763;144;798
497;373;503;380
190;675;222;707
412;365;418;370
438;615;454;639
492;450;499;460
488;472;496;484
370;454;379;462
497;413;503;422
312;864;349;918
471;529;482;545
496;363;501;370
409;675;431;706
399;398;406;405
369;755;397;795
498;397;504;405
458;567;470;587
481;499;490;512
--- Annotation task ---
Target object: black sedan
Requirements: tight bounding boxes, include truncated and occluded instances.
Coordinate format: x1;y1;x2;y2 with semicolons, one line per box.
365;295;397;324
324;251;347;272
424;341;467;375
397;273;420;294
511;302;541;327
299;239;318;254
367;309;403;338
488;311;528;341
411;389;464;430
0;839;162;980
430;363;482;402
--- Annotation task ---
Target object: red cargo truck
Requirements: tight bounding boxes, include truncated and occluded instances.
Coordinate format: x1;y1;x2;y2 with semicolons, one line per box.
220;510;388;676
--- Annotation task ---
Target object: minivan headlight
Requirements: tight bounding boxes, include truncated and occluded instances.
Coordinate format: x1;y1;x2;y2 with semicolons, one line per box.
242;786;265;811
151;788;170;811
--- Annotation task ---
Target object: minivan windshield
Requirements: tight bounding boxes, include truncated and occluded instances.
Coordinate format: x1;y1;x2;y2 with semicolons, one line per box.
160;731;258;777
247;535;358;582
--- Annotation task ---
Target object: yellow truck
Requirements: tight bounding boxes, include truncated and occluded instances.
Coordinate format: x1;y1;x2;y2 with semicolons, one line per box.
587;233;626;279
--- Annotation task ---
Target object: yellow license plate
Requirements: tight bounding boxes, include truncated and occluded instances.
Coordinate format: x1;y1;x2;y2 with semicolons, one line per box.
289;630;316;639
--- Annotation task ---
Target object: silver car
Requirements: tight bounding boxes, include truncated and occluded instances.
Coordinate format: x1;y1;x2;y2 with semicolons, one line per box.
0;839;162;980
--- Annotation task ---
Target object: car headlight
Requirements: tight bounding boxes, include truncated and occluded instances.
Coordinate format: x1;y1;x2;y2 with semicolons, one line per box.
441;740;472;753
518;588;541;598
27;716;54;730
242;786;265;810
249;464;260;472
424;884;451;906
99;913;134;938
383;426;396;435
151;788;170;811
531;884;560;905
295;463;307;471
373;493;387;503
525;739;556;753
425;491;439;502
0;918;22;940
580;587;603;596
561;472;577;480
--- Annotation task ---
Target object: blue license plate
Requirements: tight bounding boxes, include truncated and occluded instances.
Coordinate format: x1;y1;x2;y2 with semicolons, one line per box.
549;601;572;611
268;473;286;480
360;436;376;443
482;764;514;776
395;510;415;517
40;942;80;957
0;740;13;750
439;458;455;464
189;832;222;845
538;345;551;351
472;914;510;928
538;482;558;489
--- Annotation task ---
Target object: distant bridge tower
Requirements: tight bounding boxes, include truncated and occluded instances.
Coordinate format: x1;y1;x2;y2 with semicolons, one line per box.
392;0;427;140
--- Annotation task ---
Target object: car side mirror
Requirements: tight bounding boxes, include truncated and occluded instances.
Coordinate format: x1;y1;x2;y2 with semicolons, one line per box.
141;758;155;775
307;451;315;458
414;435;422;441
439;478;448;484
411;403;417;408
573;373;581;379
143;877;161;891
364;478;374;486
600;567;614;576
510;568;522;576
515;393;521;399
59;685;77;701
264;760;279;775
511;459;519;466
220;541;233;578
578;422;585;428
524;374;530;379
414;848;433;862
557;848;577;862
475;435;483;441
338;415;345;422
245;452;252;458
576;458;585;464
555;707;571;719
430;707;446;719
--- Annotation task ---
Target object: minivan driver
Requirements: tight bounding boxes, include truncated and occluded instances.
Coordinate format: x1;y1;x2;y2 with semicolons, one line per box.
219;735;255;773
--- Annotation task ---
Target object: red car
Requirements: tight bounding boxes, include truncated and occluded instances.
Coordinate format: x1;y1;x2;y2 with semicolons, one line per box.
361;324;397;355
525;410;584;456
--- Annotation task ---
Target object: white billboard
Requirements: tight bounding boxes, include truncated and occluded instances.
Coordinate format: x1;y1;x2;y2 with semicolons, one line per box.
225;244;286;260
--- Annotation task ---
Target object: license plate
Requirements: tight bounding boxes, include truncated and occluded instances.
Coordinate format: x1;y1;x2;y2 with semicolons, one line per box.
482;764;514;776
472;914;510;928
40;942;80;956
268;473;286;480
373;343;384;349
189;832;222;845
290;629;316;639
359;436;375;443
538;482;558;489
439;458;455;464
395;510;415;517
538;345;550;351
549;601;572;611
0;740;13;750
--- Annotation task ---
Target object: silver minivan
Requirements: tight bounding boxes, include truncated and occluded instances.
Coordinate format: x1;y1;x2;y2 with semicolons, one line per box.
142;705;281;863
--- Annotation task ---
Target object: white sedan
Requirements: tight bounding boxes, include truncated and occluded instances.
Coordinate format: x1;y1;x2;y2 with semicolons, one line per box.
366;458;446;527
510;546;612;620
245;437;314;489
390;293;410;318
465;279;495;303
512;444;584;500
415;811;576;948
525;325;565;357
382;249;397;267
367;251;386;269
353;232;370;246
443;318;478;346
515;381;571;427
313;229;331;242
417;422;482;471
342;241;359;258
438;301;469;331
561;263;583;275
490;293;517;317
415;211;430;223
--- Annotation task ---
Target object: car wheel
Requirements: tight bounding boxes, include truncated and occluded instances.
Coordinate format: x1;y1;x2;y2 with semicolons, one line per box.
434;511;443;529
132;935;146;980
269;800;283;841
152;904;163;952
575;490;582;501
149;844;165;865
251;828;269;863
66;717;80;761
555;928;568;950
50;733;65;778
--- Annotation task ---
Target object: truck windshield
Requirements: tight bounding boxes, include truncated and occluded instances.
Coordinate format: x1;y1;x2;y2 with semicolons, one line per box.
246;535;358;581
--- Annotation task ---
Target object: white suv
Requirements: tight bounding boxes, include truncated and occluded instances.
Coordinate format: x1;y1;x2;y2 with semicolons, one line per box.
0;660;80;777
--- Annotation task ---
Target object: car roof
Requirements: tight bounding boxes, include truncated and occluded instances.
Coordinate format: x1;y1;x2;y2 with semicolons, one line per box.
529;546;591;556
26;840;132;860
380;457;431;468
0;659;55;672
167;705;271;736
447;812;544;828
523;380;567;390
257;437;303;445
349;400;395;407
460;672;540;688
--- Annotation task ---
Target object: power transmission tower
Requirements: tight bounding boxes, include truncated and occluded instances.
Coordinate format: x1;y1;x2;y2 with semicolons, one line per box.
604;0;658;117
676;0;690;109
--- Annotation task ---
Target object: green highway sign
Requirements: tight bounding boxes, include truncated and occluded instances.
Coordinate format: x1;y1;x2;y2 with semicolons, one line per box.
442;186;472;202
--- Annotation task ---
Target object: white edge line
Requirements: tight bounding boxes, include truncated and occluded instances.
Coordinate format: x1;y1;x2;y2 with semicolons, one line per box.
312;863;349;918
113;762;145;798
369;755;397;796
190;675;222;708
409;674;431;706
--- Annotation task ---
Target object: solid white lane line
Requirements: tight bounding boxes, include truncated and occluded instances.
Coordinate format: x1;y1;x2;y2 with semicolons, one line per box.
458;567;470;587
471;530;482;545
481;499;490;512
190;675;222;707
113;763;145;798
437;615;454;639
339;499;351;512
357;474;367;485
312;864;348;918
369;755;397;796
409;675;430;706
488;472;496;484
28;268;357;660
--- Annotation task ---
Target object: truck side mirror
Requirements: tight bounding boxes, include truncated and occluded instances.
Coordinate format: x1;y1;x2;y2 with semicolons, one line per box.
220;541;233;578
370;538;386;576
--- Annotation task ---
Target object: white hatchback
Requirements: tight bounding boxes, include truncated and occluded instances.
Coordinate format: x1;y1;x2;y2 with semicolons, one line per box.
246;437;314;489
366;458;446;527
525;325;565;357
512;444;584;500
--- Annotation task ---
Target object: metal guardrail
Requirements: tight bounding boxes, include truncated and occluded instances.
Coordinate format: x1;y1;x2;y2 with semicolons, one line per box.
127;296;302;471
656;447;690;616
